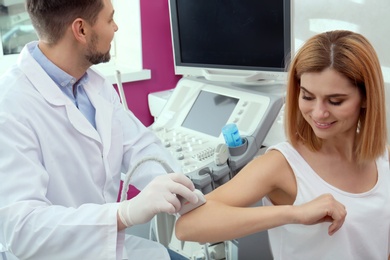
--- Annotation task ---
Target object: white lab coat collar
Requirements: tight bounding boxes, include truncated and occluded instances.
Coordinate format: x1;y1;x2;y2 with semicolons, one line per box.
84;70;114;156
17;42;114;150
18;42;68;107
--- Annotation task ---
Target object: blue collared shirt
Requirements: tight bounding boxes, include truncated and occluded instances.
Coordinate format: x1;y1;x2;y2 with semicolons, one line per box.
31;43;96;128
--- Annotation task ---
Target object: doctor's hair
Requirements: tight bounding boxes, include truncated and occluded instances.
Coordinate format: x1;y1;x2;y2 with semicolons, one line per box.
284;30;387;162
26;0;104;45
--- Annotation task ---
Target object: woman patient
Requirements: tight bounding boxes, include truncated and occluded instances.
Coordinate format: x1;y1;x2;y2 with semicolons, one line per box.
175;30;390;260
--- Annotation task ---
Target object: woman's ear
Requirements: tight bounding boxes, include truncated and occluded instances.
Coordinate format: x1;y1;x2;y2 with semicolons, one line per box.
361;98;367;108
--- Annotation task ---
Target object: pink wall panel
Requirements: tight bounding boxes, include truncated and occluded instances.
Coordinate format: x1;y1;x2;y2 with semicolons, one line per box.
119;1;181;199
120;0;181;127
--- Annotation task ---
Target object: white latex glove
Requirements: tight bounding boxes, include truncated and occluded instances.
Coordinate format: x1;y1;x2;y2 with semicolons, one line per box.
118;173;199;227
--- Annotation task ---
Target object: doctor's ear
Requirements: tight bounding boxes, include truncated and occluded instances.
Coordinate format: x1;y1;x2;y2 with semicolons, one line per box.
71;19;88;42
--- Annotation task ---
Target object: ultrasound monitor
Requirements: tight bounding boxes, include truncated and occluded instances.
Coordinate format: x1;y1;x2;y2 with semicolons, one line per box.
168;0;292;84
181;91;239;137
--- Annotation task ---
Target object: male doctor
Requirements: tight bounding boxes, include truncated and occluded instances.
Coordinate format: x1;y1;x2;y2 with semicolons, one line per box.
0;0;198;259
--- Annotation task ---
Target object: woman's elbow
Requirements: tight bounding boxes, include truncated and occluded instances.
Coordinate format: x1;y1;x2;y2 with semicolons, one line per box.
175;215;206;243
175;216;192;241
175;200;216;243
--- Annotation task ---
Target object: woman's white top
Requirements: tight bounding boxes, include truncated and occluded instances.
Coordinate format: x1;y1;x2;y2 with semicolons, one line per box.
263;142;390;260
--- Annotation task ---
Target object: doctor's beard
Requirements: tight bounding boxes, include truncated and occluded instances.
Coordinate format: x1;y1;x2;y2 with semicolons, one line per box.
85;31;111;65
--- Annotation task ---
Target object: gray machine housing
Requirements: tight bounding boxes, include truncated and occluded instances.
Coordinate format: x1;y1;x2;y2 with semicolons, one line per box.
151;76;285;259
180;77;285;193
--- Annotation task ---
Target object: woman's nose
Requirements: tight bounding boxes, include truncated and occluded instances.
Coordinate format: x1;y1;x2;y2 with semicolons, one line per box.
313;102;329;119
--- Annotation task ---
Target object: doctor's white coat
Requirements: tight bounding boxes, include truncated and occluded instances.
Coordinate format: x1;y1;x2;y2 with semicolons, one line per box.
0;42;176;259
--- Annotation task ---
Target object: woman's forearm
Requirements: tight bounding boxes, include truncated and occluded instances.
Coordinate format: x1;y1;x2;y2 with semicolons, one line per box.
175;200;294;244
175;193;346;243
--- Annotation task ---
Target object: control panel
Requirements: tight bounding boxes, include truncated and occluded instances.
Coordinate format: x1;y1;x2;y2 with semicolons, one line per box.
151;77;284;189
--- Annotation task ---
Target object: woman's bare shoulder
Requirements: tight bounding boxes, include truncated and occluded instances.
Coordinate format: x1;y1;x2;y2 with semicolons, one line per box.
253;147;292;171
253;148;298;204
249;148;296;184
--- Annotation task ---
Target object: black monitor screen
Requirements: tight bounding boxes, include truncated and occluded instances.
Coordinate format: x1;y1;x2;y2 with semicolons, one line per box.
181;91;239;137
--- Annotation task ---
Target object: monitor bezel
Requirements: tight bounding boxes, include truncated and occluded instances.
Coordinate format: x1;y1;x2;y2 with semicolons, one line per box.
168;0;293;84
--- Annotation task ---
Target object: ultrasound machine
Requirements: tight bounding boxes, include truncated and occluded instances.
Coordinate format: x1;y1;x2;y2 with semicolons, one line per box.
149;77;284;259
147;0;292;259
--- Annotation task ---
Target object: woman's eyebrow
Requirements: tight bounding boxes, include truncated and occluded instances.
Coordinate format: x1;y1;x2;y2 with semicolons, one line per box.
300;86;348;98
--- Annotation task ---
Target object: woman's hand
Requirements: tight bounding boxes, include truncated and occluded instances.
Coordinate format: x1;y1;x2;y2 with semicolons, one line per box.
293;193;347;235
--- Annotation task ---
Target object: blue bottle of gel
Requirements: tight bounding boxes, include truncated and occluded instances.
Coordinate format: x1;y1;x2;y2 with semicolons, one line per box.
222;123;243;147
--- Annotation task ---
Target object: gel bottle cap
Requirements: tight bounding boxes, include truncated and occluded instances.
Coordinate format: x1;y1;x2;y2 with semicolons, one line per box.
222;123;243;147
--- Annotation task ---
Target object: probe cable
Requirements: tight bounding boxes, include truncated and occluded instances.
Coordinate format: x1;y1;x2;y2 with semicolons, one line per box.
120;156;173;202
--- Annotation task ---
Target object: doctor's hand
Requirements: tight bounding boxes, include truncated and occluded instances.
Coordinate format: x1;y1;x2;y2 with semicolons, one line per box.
117;173;199;229
293;193;347;236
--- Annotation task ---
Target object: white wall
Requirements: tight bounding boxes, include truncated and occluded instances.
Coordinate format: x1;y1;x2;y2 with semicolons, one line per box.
293;0;390;141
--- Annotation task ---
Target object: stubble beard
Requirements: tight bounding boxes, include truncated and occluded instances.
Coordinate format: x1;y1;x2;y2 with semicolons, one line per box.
85;32;111;65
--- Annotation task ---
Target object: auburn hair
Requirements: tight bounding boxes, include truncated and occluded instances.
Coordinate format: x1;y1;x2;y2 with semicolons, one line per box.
284;30;386;162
